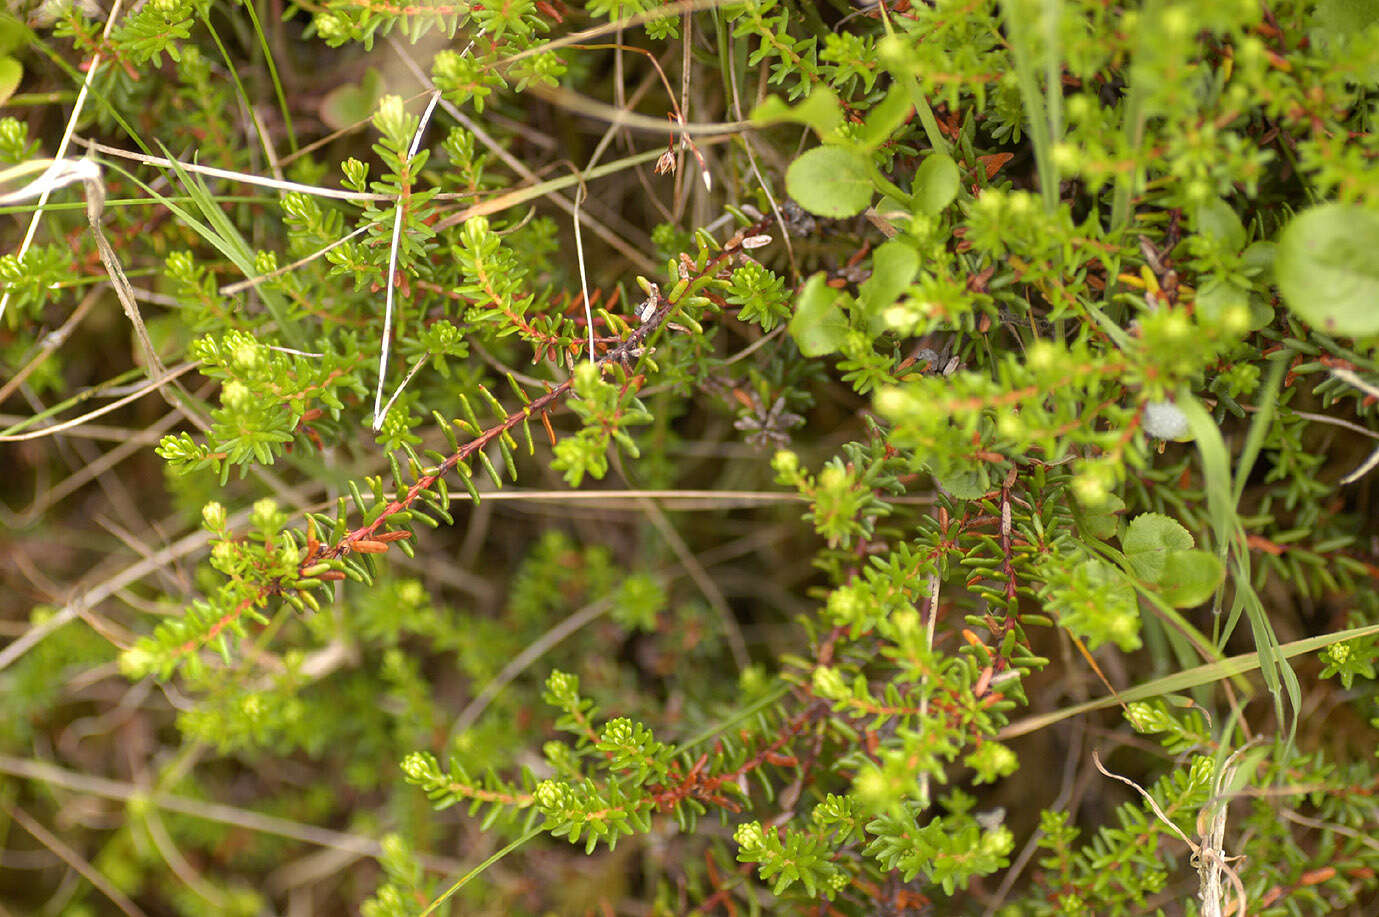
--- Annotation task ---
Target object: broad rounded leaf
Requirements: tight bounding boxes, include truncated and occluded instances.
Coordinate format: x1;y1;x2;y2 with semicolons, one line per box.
933;466;990;501
856;84;912;149
788;273;850;357
786;146;874;218
1196;280;1272;332
1123;512;1194;583
751;88;843;136
321;68;385;132
1241;240;1276;277
1077;493;1125;541
858;240;920;332
912;153;960;215
0;56;20;108
1158;549;1226;608
1275;203;1379;337
1192;198;1246;251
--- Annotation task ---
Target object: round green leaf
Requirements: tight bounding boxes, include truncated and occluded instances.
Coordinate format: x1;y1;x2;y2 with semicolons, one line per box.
0;56;21;108
321;67;385;132
1192;198;1246;251
912;153;960;215
1275;203;1379;337
1241;240;1276;277
1077;493;1125;541
788;273;850;357
1158;549;1226;608
750;88;843;136
1196;280;1273;332
786;146;874;218
933;466;990;501
858;239;919;332
1122;512;1194;583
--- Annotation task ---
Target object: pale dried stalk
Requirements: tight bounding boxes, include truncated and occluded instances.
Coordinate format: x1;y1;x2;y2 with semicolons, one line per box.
1330;368;1379;484
0;0;125;326
372;91;443;431
1092;749;1248;917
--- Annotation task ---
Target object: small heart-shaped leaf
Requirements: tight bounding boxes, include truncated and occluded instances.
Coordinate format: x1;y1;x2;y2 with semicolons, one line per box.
1192;198;1246;251
321;68;385;131
933;466;991;501
1077;493;1125;541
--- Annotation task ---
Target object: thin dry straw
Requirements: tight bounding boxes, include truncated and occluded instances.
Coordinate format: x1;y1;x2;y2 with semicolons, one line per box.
0;0;125;327
372;91;442;431
0;362;198;442
0;158;167;382
1330;368;1379;484
573;176;597;365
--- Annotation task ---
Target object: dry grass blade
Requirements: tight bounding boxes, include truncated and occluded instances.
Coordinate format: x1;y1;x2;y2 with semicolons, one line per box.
387;36;663;274
0;755;464;874
76;138;449;202
0;0;124;326
0;362;197;442
999;622;1379;740
526;83;751;137
372;91;442;431
8;1;1377;912
0;159;167;382
451;594;618;736
0;283;103;405
2;802;150;917
1091;749;1247;917
219;224;370;295
1330;367;1379;483
499;0;740;65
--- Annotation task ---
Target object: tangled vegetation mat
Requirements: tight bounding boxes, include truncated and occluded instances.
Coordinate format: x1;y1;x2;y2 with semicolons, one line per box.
3;0;1379;913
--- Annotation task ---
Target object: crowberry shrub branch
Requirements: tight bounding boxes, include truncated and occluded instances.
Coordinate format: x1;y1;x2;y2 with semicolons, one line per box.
126;214;774;678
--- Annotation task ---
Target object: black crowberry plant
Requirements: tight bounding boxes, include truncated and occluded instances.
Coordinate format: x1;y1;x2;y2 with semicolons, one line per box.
3;0;1379;914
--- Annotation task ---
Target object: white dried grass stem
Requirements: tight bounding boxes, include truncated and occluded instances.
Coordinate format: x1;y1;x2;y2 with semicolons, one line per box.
0;0;125;327
371;91;442;431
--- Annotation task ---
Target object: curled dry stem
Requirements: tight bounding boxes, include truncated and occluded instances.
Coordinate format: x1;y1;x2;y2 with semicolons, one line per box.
1092;749;1249;917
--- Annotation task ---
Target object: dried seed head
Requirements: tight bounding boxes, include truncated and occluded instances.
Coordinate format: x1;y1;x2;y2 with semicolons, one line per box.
654;150;676;175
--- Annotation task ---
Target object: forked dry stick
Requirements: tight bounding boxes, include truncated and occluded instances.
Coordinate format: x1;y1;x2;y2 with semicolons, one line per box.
1092;749;1249;917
